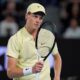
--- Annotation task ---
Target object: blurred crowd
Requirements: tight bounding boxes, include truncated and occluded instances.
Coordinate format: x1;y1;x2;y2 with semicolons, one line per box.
0;0;80;39
0;0;58;38
60;0;80;38
0;0;28;38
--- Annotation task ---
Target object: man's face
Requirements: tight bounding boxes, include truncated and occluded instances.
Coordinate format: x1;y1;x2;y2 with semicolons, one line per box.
26;12;44;30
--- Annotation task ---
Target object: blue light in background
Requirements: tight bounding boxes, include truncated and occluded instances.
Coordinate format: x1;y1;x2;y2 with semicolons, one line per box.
0;46;7;71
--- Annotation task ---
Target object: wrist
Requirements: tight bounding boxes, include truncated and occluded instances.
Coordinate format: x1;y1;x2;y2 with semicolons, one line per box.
23;67;32;76
54;75;60;80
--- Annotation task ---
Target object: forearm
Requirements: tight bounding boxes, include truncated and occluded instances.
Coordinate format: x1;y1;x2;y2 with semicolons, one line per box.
7;62;43;79
7;66;23;78
53;53;62;78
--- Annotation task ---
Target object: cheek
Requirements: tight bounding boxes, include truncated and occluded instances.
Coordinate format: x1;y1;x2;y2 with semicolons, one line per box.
40;20;43;25
28;18;33;23
30;19;34;24
28;18;35;26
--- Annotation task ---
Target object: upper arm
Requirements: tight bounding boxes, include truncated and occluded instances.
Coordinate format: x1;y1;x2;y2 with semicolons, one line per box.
52;43;59;55
53;53;61;60
7;36;20;58
7;56;17;70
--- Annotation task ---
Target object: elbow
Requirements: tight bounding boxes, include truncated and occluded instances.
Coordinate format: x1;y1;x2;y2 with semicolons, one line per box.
59;54;62;63
59;54;62;65
54;53;62;64
58;53;62;65
7;68;14;79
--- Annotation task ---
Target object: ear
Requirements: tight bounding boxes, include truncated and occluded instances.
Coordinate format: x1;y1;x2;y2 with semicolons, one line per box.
25;12;31;20
25;13;27;21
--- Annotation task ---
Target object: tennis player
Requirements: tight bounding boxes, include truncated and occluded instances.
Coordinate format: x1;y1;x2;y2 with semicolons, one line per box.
7;3;62;80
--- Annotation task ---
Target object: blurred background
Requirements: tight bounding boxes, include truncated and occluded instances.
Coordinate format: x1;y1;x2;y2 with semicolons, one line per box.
0;0;80;80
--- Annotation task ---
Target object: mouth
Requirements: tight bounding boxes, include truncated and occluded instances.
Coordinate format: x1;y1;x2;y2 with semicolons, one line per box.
35;24;39;26
34;24;40;28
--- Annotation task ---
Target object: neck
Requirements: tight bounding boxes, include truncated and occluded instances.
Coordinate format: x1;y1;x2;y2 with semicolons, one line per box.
25;24;38;40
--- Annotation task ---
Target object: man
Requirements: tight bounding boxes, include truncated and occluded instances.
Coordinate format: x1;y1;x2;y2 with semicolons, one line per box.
7;3;62;80
0;13;18;37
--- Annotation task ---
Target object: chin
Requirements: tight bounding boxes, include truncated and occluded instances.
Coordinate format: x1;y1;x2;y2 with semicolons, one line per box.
34;26;39;29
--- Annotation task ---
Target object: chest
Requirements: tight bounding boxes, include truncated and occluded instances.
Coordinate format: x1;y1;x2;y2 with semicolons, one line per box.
19;38;38;59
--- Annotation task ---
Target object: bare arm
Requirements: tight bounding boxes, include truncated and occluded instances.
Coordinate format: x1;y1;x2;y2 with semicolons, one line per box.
7;56;44;79
7;56;23;78
53;53;62;80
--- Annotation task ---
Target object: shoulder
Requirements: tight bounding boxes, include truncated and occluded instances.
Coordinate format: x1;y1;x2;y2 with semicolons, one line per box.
40;28;55;39
8;27;24;43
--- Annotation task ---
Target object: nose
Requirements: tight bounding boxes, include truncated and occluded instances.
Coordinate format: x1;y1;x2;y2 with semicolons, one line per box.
36;17;41;24
36;19;39;24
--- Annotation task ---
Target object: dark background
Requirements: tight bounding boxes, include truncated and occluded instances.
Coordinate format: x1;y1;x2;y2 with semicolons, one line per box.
0;0;80;80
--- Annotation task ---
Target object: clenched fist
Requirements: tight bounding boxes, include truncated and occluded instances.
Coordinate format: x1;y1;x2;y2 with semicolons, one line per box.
32;61;44;73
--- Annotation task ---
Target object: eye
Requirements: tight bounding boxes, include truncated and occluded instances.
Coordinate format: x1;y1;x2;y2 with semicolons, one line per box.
34;15;38;18
39;16;43;20
34;15;43;20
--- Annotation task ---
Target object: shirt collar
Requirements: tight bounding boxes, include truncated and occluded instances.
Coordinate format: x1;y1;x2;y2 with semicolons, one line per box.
22;27;33;40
